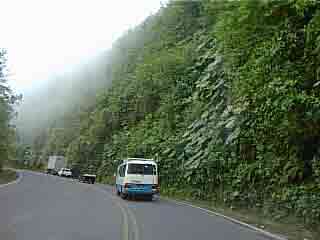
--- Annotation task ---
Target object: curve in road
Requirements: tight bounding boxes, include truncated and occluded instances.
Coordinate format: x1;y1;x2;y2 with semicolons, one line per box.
0;171;275;240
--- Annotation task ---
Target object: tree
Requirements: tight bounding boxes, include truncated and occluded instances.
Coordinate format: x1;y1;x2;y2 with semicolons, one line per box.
0;49;20;170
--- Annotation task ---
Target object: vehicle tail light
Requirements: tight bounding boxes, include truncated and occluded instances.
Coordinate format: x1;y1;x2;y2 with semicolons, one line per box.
152;184;160;191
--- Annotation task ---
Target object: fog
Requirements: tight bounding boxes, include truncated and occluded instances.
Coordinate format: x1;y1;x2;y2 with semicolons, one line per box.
0;0;164;143
15;52;112;142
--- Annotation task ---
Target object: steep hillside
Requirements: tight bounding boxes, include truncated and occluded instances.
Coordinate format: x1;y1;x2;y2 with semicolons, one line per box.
23;0;320;230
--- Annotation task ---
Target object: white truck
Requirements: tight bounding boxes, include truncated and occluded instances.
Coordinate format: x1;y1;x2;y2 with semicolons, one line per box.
47;156;65;174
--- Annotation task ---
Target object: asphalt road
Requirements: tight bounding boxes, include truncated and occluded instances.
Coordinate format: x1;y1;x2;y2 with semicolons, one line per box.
0;171;272;240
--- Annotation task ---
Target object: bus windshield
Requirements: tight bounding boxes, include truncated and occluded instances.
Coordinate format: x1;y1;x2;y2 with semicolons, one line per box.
127;164;156;175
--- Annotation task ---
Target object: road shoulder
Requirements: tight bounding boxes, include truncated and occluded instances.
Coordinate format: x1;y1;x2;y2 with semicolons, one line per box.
162;197;287;240
0;169;21;187
161;195;320;240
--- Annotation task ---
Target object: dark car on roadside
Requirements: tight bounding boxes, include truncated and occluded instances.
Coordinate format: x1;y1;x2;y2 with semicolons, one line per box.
46;169;58;175
71;168;80;179
79;174;96;184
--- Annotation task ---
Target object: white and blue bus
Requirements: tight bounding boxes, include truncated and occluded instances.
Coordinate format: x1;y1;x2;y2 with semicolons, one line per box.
116;158;159;200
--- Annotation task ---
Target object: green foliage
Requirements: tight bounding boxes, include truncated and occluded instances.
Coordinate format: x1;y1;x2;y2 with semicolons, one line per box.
25;1;320;229
0;49;19;168
0;169;17;184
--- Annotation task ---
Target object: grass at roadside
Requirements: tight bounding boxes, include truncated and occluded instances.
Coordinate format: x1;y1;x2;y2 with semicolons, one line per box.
161;193;319;240
5;161;45;173
98;175;115;185
0;169;17;185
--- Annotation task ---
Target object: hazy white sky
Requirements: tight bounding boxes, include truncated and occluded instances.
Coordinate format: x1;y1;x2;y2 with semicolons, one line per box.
0;0;164;94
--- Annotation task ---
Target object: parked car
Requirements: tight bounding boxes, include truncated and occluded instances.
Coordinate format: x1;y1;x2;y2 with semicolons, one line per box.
79;174;96;184
58;168;72;177
71;168;80;179
46;168;58;175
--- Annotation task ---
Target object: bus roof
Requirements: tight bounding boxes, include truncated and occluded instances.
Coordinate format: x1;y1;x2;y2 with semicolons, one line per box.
121;158;157;165
127;158;154;161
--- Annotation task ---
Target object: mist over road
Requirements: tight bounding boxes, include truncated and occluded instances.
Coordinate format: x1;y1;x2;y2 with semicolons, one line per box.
0;171;271;240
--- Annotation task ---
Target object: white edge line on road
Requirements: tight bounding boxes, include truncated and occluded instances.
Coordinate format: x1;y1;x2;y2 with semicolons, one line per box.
0;169;23;189
164;198;288;240
0;173;286;240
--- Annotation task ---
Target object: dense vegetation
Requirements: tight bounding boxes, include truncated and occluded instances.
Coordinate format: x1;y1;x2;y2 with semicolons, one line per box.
0;169;17;184
21;0;320;230
0;49;19;170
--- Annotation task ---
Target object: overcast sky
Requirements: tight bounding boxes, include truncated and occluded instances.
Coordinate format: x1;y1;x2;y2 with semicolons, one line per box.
0;0;164;94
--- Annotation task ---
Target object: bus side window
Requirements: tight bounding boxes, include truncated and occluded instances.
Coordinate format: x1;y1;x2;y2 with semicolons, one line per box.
119;165;125;177
123;165;127;176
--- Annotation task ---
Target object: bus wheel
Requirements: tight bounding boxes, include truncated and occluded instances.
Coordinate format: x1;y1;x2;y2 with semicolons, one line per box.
121;192;127;200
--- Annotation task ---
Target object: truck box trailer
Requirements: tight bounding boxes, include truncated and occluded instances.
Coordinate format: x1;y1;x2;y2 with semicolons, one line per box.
47;156;65;172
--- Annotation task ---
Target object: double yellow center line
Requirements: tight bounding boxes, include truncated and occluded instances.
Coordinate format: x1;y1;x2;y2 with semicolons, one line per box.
94;186;140;240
